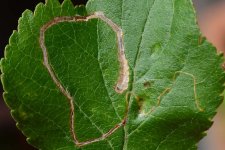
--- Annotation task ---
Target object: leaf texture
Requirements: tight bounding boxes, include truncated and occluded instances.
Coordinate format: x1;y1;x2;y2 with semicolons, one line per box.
1;0;225;149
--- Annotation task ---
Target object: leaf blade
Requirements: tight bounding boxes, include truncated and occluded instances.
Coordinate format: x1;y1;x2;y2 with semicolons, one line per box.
1;0;225;150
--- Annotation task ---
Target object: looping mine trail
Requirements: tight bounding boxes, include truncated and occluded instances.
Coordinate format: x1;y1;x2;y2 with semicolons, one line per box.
39;11;129;147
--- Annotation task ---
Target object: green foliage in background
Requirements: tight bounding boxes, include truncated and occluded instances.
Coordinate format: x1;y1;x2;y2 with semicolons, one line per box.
1;0;224;149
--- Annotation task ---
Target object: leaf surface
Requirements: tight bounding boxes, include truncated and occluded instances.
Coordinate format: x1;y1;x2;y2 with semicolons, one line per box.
1;0;224;149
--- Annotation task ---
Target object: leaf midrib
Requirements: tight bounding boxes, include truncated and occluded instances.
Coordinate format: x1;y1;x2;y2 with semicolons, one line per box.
122;0;157;149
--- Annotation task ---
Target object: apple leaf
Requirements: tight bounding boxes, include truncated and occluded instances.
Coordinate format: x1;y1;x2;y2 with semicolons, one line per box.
1;0;224;149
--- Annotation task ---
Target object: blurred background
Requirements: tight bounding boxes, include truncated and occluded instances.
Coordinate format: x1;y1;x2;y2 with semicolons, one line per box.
0;0;225;149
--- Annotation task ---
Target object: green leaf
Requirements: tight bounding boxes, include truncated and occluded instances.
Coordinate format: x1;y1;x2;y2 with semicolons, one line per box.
1;0;224;149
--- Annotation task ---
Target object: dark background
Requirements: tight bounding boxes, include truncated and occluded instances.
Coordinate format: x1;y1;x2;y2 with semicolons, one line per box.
0;0;225;150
